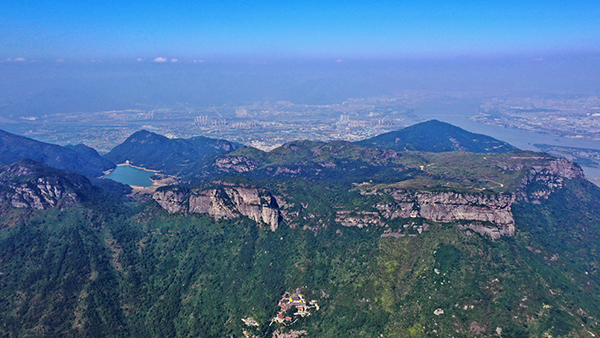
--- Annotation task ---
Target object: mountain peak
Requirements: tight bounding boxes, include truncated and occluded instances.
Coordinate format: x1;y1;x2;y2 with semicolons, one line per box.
357;119;518;153
103;131;241;179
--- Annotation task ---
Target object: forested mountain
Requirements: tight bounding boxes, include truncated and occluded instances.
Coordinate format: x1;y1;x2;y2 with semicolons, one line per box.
103;130;241;180
1;122;600;337
0;129;115;178
356;119;518;153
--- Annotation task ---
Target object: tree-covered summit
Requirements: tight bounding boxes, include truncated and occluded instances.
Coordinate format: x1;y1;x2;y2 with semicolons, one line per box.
103;130;241;179
356;119;518;153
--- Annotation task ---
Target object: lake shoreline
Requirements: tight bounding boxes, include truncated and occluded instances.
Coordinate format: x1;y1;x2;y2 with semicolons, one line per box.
102;163;157;187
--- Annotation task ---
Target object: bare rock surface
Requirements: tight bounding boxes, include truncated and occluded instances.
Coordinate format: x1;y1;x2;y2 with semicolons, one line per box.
155;157;585;238
0;159;91;210
153;185;281;230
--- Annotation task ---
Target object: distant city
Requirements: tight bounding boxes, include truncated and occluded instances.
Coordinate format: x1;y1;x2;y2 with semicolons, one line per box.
3;95;421;153
4;93;600;164
474;96;600;142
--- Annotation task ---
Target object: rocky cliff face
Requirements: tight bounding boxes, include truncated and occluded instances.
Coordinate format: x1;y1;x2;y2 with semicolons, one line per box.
0;159;92;210
517;158;585;202
3;179;81;210
214;156;259;173
366;190;516;239
345;158;586;239
153;157;586;239
153;185;281;231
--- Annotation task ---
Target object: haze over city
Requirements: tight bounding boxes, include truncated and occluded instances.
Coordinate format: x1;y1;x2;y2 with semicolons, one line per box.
2;0;600;177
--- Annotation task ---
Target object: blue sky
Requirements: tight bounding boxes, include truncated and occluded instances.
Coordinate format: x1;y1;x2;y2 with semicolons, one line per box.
1;0;600;60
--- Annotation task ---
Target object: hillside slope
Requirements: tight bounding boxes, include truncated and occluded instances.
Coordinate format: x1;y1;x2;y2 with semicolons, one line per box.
0;129;115;178
356;119;518;153
1;125;599;337
103;130;240;179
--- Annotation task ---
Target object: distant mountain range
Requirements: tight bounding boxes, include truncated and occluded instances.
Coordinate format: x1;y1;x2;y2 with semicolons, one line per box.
2;121;600;337
0;120;518;183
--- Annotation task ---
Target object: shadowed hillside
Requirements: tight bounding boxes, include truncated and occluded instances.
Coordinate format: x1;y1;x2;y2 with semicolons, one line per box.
356;119;518;153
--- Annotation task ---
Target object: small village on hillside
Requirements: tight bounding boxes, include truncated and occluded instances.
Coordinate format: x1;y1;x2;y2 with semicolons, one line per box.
241;291;319;337
270;292;320;325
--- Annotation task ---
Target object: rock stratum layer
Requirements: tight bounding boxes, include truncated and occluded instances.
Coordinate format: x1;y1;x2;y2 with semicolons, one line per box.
153;185;281;231
0;159;92;210
152;157;586;239
369;191;516;239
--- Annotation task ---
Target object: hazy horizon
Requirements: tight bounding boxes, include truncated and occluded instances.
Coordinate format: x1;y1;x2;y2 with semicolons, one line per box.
3;0;600;114
1;53;599;117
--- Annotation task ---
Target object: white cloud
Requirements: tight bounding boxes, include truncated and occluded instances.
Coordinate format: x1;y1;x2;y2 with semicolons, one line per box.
171;58;178;63
153;57;168;63
14;57;26;62
137;58;144;62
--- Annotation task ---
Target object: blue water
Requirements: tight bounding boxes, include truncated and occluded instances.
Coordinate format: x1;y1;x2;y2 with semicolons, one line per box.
402;100;600;184
103;165;155;187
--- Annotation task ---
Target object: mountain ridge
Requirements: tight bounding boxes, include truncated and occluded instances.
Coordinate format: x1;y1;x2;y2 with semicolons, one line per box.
0;129;115;178
103;129;241;180
1;121;600;337
356;119;518;153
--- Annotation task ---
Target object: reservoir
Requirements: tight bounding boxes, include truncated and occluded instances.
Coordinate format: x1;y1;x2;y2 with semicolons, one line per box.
103;164;156;187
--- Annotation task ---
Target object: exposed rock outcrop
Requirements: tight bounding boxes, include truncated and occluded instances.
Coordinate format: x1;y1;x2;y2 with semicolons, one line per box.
518;158;585;202
153;185;281;231
154;156;585;238
381;191;514;224
362;158;584;238
0;159;92;210
364;190;516;237
214;156;259;173
271;329;307;338
335;210;386;228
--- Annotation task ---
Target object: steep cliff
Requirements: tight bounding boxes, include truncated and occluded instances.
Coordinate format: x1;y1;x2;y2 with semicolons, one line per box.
153;185;281;231
367;190;516;239
0;159;94;210
152;156;587;239
518;157;586;202
347;158;586;239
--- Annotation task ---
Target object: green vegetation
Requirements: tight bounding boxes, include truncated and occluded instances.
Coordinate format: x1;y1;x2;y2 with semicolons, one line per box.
0;129;115;178
1;169;600;336
103;130;240;180
1;123;599;337
229;142;553;194
356;119;518;153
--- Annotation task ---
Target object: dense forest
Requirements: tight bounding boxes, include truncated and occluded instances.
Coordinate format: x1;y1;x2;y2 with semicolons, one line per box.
1;121;600;337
